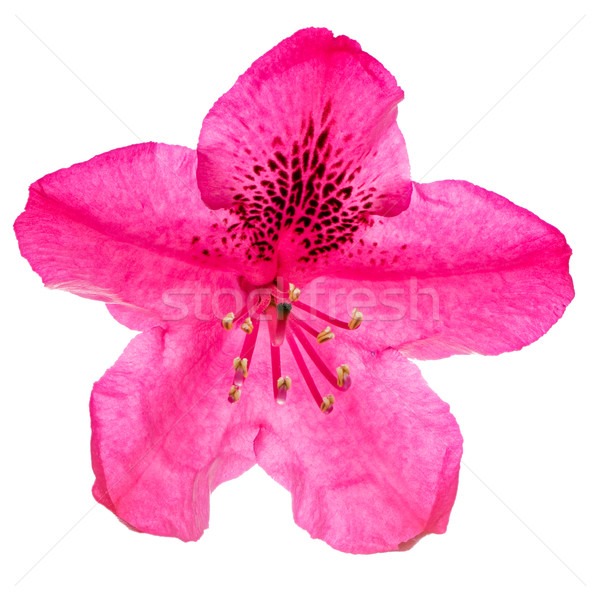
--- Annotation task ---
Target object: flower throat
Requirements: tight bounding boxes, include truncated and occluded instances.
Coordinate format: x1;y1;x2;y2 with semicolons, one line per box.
221;280;362;413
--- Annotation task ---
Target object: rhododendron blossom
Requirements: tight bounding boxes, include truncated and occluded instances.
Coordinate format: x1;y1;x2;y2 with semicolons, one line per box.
14;28;573;554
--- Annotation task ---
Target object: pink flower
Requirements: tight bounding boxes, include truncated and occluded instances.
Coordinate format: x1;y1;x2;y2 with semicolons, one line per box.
14;28;573;554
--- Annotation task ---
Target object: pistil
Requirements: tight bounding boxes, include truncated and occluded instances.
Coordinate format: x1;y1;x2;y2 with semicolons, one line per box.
266;301;292;347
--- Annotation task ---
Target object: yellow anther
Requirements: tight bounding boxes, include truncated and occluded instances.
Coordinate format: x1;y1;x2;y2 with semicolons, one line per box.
336;364;350;388
233;356;249;378
277;376;292;391
228;385;241;403
241;317;254;334
288;283;301;302
348;308;363;330
316;326;335;344
222;312;235;330
320;394;335;413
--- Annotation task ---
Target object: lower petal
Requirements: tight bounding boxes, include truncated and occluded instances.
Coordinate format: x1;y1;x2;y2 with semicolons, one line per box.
91;324;261;540
254;348;462;554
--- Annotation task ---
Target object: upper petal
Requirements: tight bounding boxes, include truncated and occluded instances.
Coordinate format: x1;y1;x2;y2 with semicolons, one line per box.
197;28;411;274
299;180;574;358
254;346;462;554
91;321;263;540
14;142;271;327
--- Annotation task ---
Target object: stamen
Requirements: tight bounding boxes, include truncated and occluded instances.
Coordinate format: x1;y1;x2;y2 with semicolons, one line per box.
241;317;253;334
222;312;235;330
270;344;281;399
320;394;335;414
269;343;289;405
290;316;320;339
232;356;248;385
348;308;363;330
228;385;241;404
336;364;351;390
277;376;292;405
222;306;249;330
293;300;349;329
227;317;260;403
292;317;335;344
266;301;292;347
289;322;350;391
288;283;301;302
316;326;335;344
287;332;334;414
225;289;359;410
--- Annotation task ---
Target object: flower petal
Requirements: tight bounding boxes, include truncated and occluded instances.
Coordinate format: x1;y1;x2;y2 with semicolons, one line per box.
197;28;411;272
91;323;262;540
14;142;269;327
299;180;574;358
254;346;462;554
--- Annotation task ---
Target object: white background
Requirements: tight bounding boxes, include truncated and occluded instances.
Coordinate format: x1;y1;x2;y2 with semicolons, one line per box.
1;0;599;598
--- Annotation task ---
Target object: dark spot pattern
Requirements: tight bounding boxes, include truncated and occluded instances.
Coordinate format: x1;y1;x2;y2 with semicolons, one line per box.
219;98;387;264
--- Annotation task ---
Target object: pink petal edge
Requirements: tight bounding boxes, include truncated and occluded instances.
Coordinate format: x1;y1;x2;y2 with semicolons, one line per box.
197;28;410;216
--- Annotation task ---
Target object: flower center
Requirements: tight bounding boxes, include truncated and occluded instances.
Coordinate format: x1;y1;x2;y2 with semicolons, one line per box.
221;281;360;414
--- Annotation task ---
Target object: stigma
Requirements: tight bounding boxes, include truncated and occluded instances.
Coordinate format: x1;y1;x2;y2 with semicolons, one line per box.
221;280;363;414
